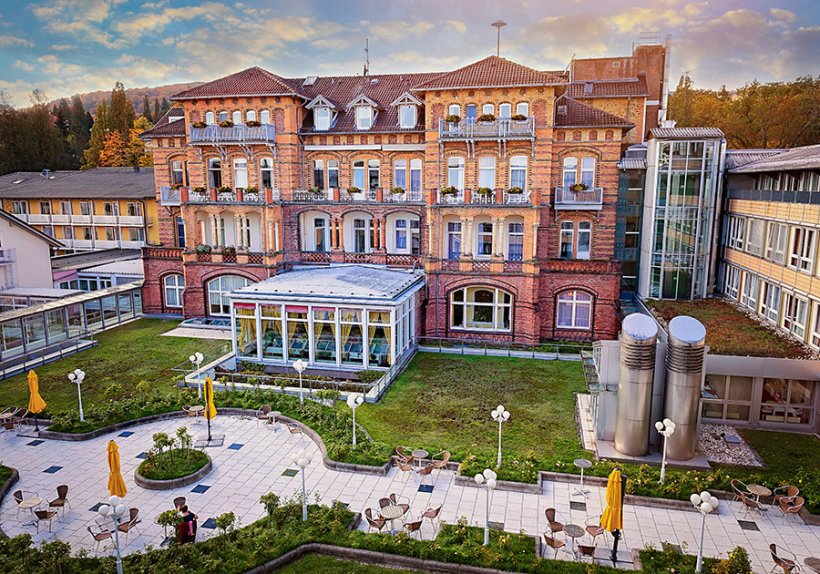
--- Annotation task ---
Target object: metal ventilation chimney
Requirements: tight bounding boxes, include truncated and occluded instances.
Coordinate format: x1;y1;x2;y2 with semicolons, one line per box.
614;313;659;456
664;316;706;460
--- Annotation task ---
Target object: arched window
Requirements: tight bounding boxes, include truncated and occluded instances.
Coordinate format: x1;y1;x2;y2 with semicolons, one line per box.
218;111;228;123
163;274;184;308
259;110;271;124
562;157;578;187
516;102;529;117
208;158;222;189
259;157;274;189
507;220;524;261
482;103;494;115
170;160;185;186
231;110;242;124
556;290;592;330
448;156;465;190
499;103;512;119
233;158;248;189
581;157;596;187
450;286;512;332
448;104;461;117
205;111;215;125
245;110;257;122
207;275;250;316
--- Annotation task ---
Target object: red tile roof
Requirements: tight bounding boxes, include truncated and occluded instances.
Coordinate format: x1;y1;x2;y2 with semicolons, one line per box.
554;96;633;129
565;77;648;98
140;107;186;138
171;67;304;100
413;55;564;91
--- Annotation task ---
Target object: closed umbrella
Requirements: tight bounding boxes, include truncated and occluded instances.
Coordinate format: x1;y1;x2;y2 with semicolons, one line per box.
27;370;47;431
107;440;127;498
204;376;217;443
600;468;626;565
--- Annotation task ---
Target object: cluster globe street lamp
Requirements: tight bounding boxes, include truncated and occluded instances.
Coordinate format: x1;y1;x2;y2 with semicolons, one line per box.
491;405;510;467
474;468;498;546
292;448;313;521
690;491;720;574
98;496;127;574
655;418;677;484
189;352;204;399
346;393;364;447
67;368;86;422
293;359;307;405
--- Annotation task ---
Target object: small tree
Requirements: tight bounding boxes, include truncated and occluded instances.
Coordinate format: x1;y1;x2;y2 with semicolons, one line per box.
259;492;280;516
214;511;237;536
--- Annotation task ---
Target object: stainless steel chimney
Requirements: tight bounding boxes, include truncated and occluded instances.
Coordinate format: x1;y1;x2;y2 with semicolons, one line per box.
664;316;706;460
614;313;659;456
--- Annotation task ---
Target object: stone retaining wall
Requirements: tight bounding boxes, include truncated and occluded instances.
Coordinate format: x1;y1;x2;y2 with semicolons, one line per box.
134;455;214;490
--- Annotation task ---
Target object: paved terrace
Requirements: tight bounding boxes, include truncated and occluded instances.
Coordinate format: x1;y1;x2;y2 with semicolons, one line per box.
1;415;818;572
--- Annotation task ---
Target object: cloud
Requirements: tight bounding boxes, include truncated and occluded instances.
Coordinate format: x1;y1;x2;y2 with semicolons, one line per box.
445;20;467;34
30;0;126;48
50;44;76;51
113;2;235;41
13;61;35;73
366;19;435;41
0;34;33;47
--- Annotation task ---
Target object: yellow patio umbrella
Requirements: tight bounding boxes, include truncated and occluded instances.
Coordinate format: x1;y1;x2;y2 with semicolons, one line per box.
27;370;47;431
204;376;217;443
107;440;127;498
601;468;626;566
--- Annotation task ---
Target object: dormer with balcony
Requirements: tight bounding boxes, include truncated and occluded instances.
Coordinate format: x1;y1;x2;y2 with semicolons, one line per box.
347;94;379;131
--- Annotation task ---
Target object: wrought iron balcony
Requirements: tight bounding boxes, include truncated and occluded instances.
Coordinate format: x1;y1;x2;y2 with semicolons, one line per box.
553;186;604;210
190;123;276;144
438;116;535;139
436;188;533;205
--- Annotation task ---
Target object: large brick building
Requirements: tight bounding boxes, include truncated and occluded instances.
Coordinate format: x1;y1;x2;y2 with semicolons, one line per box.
141;44;666;348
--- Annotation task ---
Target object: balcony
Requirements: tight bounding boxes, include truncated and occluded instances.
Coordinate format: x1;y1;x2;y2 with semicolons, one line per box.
26;214;53;224
143;246;183;260
385;254;422;268
190;123;276;144
436;188;533;206
438;116;535;139
300;251;332;263
553;186;604;210
292;189;330;203
383;190;424;203
0;248;16;263
187;189;269;204
290;188;425;204
160;186;180;206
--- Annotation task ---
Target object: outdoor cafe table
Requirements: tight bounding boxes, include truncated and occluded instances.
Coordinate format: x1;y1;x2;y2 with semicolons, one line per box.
747;484;772;501
412;449;429;469
189;405;204;415
563;524;585;558
19;496;43;527
804;558;820;574
0;411;14;421
380;504;406;534
266;411;281;430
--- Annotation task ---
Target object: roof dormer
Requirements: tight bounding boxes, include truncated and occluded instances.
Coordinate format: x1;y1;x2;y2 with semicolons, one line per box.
306;95;338;131
347;94;380;130
390;92;423;129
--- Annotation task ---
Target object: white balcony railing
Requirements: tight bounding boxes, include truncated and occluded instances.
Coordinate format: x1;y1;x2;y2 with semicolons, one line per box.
553;186;604;210
118;215;145;226
383;190;424;203
93;215;118;225
26;214;52;224
437;189;465;204
438;116;535;139
190;123;276;144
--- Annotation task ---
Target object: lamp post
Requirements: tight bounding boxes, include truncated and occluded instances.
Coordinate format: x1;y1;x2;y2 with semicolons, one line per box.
98;495;127;574
654;418;676;484
474;468;497;546
346;393;364;447
293;359;307;405
189;352;204;399
291;448;313;521
67;368;86;422
690;491;719;574
491;404;510;467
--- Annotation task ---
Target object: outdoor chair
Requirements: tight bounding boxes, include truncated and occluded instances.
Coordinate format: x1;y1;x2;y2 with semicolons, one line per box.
48;485;71;518
578;544;597;562
778;497;805;520
287;423;302;437
2;420;16;438
731;479;753;502
378;497;392;509
545;508;564;536
740;493;766;518
431;451;451;480
181;405;198;418
117;508;142;545
769;543;801;574
421;505;442;531
173;497;186;511
364;508;387;533
87;526;112;553
585;516;606;547
543;534;566;558
417;463;435;485
389;493;411;519
773;485;800;507
256;405;271;425
12;489;38;519
34;508;59;532
11;408;28;423
396;459;415;480
403;520;423;539
395;447;414;465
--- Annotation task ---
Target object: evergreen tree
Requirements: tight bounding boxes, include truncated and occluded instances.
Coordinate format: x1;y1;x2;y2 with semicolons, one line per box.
108;82;135;135
160;97;171;116
82;99;108;169
68;95;93;165
142;94;152;122
153;97;161;121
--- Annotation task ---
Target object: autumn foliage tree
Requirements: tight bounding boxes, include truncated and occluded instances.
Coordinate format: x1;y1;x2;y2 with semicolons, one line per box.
82;82;152;169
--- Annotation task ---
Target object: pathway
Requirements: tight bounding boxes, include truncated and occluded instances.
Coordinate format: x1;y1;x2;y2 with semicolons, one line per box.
1;415;818;572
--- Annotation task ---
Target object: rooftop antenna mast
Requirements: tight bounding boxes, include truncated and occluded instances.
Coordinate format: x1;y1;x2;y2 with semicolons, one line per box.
363;38;370;76
491;20;507;56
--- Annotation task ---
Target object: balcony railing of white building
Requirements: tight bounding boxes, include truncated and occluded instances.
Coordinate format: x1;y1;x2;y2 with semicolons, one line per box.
436;188;533;205
13;212;145;227
553;186;604;210
438;116;535;139
190;123;276;144
60;239;145;251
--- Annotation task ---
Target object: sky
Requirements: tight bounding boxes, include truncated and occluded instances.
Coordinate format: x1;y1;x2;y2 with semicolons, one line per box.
0;0;819;106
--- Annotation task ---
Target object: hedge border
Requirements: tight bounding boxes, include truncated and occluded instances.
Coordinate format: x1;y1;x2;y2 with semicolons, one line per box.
0;466;20;540
134;454;213;490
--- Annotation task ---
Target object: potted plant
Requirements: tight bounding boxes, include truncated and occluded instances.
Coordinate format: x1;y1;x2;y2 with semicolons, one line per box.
218;120;233;128
223;245;237;256
218;185;232;194
511;113;527;121
195;244;211;255
570;182;589;192
445;114;461;124
390;186;405;194
245;186;259;194
192;120;207;128
171;183;183;190
308;186;321;194
440;185;458;195
478;113;495;123
192;186;206;194
346;186;362;195
507;186;524;194
476;187;494;196
246;120;261;127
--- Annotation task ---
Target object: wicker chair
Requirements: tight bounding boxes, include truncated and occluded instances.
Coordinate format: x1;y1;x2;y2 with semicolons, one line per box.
87;526;112;553
389;493;411;519
395;447;414;465
378;497;392;509
740;493;766;518
48;485;71;517
545;508;564;536
256;405;272;426
731;478;753;502
585;516;606;546
417;463;435;485
431;451;451;480
543;534;566;558
12;489;38;519
34;508;59;532
778;496;805;520
422;505;442;530
364;508;387;533
773;485;800;507
769;543;801;574
403;519;423;539
578;544;597;562
117;508;142;545
396;459;415;481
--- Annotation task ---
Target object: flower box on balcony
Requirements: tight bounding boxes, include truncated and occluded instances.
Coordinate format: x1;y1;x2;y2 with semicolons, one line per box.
511;114;527;121
192;121;207;128
390;187;405;194
445;115;460;124
507;187;524;194
218;120;233;128
440;186;459;195
346;186;362;195
246;120;261;127
476;187;494;196
192;186;206;194
478;114;495;123
570;183;589;192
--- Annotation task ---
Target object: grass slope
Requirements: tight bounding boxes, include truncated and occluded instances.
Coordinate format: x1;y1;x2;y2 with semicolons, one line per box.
278;555;421;574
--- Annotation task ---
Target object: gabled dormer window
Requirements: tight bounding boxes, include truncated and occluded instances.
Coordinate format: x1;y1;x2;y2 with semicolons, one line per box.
356;106;374;130
315;107;331;131
399;105;417;129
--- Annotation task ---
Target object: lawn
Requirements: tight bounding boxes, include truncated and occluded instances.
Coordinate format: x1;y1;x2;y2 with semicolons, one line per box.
355;353;587;482
645;298;808;358
278;555;420;574
0;318;227;415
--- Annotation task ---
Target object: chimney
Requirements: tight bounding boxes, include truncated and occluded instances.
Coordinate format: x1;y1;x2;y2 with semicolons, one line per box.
614;313;659;456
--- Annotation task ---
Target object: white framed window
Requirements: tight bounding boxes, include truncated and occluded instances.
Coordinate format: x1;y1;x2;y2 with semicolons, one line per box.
811;303;820;349
259;110;271;124
760;282;781;324
446;221;461;259
314;218;328;252
218;111;228;123
782;293;808;339
162;273;185;309
40;201;51;215
410;159;422;192
355;106;373;130
726;216;745;250
724;265;741;300
448;156;465;190
231;110;241;124
448;104;460;117
208;275;249;316
128;227;145;242
328;160;339;188
580;157;595;188
498;103;511;119
399;105;416;128
563;157;578;187
481;103;494;115
560;222;574;259
352;160;365;189
450;286;512;332
515;102;529;117
476;221;493;257
507;222;523;261
746;219;765;256
740;272;759;310
312;159;324;190
314;107;331;131
259;157;274;189
353;218;370;253
233;158;248;189
789;227;816;273
395;219;408;251
205;111;215;125
509;155;527;190
765;222;788;264
478;156;496;189
171;160;184;186
63;226;74;240
11;200;28;214
245;110;256;123
556;290;592;330
577;221;591;260
126;202;142;217
394;160;407;190
60;201;72;215
208;158;222;189
367;159;380;191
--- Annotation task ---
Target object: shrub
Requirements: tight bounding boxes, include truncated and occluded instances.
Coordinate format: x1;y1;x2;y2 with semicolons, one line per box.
259;492;281;516
357;370;383;385
215;512;237;535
